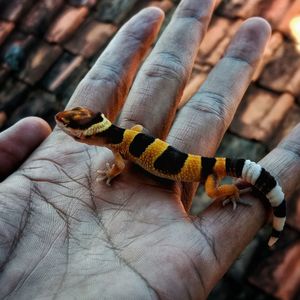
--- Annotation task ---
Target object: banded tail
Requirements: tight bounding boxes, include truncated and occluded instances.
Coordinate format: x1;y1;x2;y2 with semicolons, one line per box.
226;158;286;247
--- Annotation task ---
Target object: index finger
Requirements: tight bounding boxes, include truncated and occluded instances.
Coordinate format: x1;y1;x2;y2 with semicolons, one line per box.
67;8;164;120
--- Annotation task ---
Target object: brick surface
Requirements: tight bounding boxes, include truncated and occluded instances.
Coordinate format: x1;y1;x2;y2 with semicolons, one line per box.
46;5;89;43
96;0;139;25
0;0;34;22
0;21;15;46
18;42;62;85
68;0;97;7
259;42;300;94
252;32;284;81
0;32;36;71
231;86;295;145
217;0;273;19
0;78;28;125
196;17;242;67
20;0;65;36
0;66;10;86
64;20;116;58
277;0;300;39
270;104;300;149
287;188;300;231
7;90;61;128
261;0;293;28
249;228;300;300
42;52;86;95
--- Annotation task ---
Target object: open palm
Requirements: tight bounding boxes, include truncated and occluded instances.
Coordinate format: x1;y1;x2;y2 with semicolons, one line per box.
1;1;300;299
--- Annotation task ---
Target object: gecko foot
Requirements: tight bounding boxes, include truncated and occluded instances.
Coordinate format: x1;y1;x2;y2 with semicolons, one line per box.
96;163;115;186
221;187;253;210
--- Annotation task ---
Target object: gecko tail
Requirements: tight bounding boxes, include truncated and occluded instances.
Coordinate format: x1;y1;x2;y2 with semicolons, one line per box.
238;159;286;247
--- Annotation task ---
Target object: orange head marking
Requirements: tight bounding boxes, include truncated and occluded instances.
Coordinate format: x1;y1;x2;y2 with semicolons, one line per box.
55;107;111;139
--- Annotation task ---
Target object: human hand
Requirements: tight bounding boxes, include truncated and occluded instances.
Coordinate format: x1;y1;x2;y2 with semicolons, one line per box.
1;0;300;299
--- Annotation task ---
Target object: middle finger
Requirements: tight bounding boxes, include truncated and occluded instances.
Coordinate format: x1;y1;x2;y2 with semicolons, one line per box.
119;0;215;138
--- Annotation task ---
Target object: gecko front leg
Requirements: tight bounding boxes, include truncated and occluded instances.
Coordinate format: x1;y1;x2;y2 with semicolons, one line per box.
97;151;125;185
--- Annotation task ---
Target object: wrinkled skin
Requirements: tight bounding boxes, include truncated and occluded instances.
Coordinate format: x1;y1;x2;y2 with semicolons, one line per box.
0;1;299;299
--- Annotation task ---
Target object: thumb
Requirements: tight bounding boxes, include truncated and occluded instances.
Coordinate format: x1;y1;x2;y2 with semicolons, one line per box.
0;117;51;181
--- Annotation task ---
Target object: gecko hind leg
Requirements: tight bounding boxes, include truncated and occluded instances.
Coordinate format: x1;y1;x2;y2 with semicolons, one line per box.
222;187;253;209
205;175;251;210
96;152;125;185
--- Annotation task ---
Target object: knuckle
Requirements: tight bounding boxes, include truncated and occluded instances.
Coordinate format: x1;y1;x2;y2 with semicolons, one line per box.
143;51;187;83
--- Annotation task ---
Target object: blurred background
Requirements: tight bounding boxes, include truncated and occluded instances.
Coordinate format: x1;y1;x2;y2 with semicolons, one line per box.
0;0;299;299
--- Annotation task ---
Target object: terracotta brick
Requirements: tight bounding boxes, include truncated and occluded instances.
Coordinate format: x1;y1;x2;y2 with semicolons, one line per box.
270;104;300;149
196;17;242;66
0;111;7;128
20;0;65;35
64;20;116;58
262;0;294;28
96;0;139;25
216;0;275;19
1;32;36;71
7;89;61;128
42;52;86;94
230;86;295;144
259;41;300;94
18;42;62;85
277;0;300;39
0;0;34;22
46;5;89;43
253;32;284;81
0;66;10;86
0;21;14;46
68;0;97;7
287;188;300;231
147;0;174;12
249;228;300;300
0;78;28;115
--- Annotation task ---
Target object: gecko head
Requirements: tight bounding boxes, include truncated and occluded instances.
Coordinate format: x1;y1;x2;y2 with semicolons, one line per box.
55;107;112;143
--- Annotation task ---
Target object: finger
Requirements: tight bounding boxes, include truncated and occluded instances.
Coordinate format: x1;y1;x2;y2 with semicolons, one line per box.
0;117;51;180
167;18;271;208
197;124;300;296
67;7;164;120
119;0;215;137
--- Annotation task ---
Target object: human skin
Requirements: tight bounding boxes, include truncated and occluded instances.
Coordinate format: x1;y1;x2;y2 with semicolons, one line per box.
0;0;300;299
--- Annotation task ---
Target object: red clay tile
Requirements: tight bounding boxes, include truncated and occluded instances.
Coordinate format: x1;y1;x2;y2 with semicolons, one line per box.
216;0;267;19
0;78;28;118
46;5;89;43
18;42;62;85
20;0;65;35
7;89;61;128
249;228;300;300
42;52;86;93
64;19;116;58
196;17;242;66
230;86;295;144
259;41;300;95
1;32;36;71
0;21;15;46
287;188;300;231
270;104;300;149
261;0;294;28
0;0;34;22
96;0;139;25
252;32;284;81
68;0;97;7
277;0;300;39
0;66;10;86
147;0;174;12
